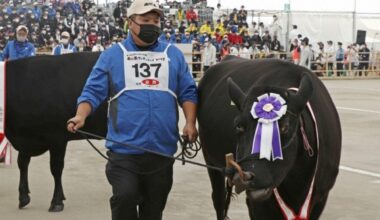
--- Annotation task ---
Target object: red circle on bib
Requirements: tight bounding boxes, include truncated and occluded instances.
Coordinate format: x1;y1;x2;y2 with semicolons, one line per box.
142;79;160;86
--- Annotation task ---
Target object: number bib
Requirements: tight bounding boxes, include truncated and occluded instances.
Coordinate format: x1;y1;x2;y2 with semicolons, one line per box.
118;43;174;96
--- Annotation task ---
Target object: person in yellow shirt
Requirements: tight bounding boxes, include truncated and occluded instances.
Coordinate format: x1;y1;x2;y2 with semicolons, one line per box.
199;20;213;35
176;6;185;24
214;19;225;36
186;21;198;35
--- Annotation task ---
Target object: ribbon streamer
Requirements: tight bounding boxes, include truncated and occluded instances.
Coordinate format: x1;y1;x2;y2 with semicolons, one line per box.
251;93;287;161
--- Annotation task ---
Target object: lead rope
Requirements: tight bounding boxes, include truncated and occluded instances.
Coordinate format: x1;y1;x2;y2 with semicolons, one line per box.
73;128;231;175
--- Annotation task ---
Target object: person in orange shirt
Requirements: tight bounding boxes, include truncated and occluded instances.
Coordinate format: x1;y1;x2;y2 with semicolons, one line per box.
292;38;301;65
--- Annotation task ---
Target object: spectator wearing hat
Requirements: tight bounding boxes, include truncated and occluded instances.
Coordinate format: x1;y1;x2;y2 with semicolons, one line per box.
228;25;243;46
52;31;77;55
202;37;216;72
67;0;198;219
3;25;35;61
336;42;345;76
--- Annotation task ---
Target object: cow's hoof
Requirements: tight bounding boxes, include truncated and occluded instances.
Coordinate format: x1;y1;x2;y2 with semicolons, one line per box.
48;204;64;212
19;195;30;209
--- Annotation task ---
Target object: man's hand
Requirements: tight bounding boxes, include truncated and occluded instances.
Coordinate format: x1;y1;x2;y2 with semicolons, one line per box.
67;102;92;133
67;115;85;133
182;122;198;143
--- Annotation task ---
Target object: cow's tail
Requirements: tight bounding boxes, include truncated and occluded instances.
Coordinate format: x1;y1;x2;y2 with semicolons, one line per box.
224;180;234;219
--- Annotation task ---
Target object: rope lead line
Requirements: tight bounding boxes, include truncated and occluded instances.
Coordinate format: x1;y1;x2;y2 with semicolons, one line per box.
75;129;226;174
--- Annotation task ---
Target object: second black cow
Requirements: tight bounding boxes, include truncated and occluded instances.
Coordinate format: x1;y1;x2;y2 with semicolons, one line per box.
198;56;342;220
5;52;107;212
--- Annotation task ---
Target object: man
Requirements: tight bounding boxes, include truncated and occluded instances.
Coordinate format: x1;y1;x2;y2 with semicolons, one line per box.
3;25;35;61
300;37;313;69
52;31;77;55
202;37;216;72
325;40;335;76
358;43;370;76
67;0;198;219
213;3;223;22
335;42;345;76
289;24;299;51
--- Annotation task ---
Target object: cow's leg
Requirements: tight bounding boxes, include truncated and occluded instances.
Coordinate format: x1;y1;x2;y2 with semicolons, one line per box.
207;168;226;220
18;152;31;209
48;142;67;212
309;196;328;220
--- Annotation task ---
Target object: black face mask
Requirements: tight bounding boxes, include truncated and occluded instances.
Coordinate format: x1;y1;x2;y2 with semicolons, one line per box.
131;19;161;44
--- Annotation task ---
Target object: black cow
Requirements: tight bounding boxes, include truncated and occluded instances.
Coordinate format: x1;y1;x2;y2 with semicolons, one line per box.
5;52;107;212
198;56;341;220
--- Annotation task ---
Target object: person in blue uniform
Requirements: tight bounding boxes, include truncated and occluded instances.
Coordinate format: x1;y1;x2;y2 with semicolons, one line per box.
3;25;35;61
67;0;198;219
52;31;77;55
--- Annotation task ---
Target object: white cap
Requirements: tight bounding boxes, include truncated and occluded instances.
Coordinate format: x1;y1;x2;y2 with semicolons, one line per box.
127;0;163;18
61;31;70;37
16;25;28;33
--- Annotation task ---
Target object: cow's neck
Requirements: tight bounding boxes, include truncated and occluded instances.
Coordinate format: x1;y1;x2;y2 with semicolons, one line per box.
277;109;318;213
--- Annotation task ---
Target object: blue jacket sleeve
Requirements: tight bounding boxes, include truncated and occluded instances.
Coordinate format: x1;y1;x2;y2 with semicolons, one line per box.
175;48;198;105
3;42;10;60
29;44;36;56
77;51;110;112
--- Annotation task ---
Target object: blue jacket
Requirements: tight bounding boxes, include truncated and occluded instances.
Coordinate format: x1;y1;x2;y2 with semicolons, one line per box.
52;44;77;55
78;34;198;155
3;40;36;61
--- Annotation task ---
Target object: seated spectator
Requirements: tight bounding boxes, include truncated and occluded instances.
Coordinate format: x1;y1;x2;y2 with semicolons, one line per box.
227;25;242;46
172;29;183;43
199;20;212;35
238;5;247;26
229;8;238;25
186;6;198;26
239;42;250;59
186;21;198;35
91;39;104;52
3;25;35;61
214;19;225;36
52;31;77;55
181;31;193;44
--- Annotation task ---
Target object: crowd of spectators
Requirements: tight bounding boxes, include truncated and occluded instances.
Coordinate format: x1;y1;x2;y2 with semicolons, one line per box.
0;0;374;76
0;0;128;60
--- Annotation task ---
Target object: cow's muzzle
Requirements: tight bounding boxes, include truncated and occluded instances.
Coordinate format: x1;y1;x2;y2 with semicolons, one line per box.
232;172;273;201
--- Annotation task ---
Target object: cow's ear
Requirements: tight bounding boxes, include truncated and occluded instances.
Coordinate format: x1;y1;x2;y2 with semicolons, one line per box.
291;73;313;112
227;77;246;110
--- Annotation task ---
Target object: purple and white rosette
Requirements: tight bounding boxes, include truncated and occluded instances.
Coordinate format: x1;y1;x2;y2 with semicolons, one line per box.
250;93;287;161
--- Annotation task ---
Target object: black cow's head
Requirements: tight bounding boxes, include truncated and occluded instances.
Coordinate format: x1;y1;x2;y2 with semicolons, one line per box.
227;73;313;201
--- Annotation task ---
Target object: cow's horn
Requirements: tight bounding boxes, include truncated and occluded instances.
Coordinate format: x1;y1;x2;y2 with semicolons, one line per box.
227;77;247;111
294;73;314;111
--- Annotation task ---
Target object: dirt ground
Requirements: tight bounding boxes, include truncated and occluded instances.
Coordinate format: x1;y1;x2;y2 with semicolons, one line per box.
1;79;380;219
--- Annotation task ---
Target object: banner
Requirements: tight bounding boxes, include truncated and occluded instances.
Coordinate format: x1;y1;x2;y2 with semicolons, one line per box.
0;61;11;165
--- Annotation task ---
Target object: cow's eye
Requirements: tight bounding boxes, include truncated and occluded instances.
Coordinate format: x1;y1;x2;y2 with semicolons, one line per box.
280;124;289;134
236;124;245;134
